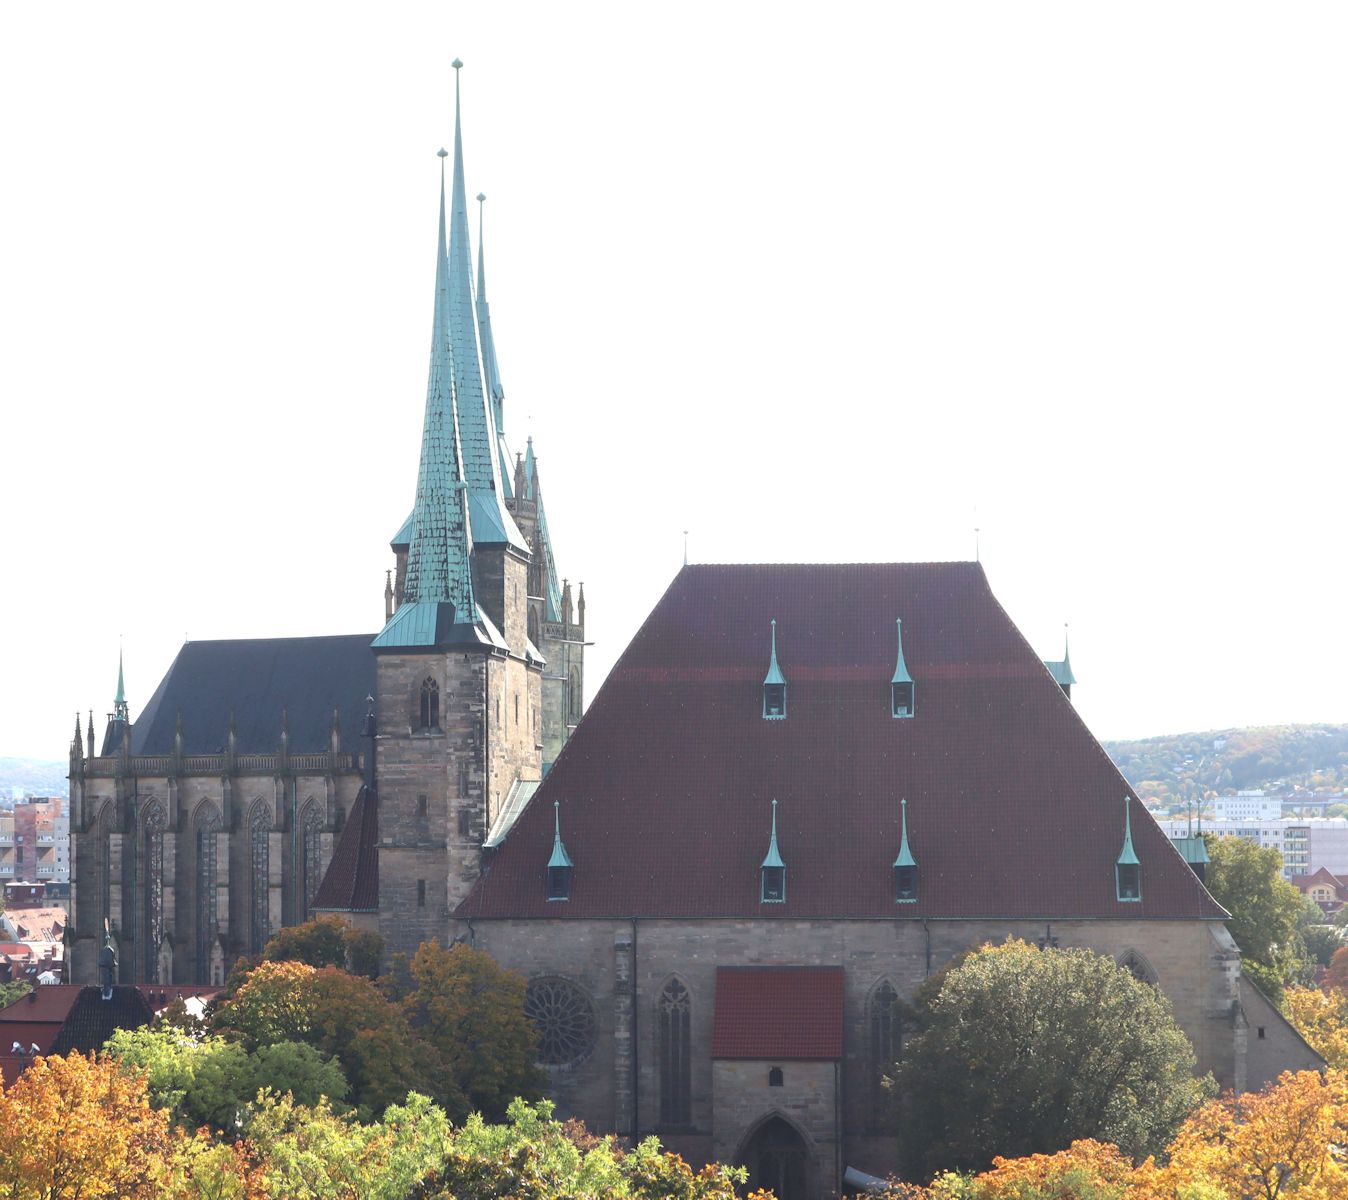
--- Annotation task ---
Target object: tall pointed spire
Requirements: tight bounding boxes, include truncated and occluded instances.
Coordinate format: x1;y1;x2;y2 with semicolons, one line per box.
374;149;492;651
446;60;526;552
475;191;512;497
113;645;129;724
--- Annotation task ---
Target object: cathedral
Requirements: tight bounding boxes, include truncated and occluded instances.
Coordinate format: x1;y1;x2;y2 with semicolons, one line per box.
68;62;585;984
67;64;1319;1196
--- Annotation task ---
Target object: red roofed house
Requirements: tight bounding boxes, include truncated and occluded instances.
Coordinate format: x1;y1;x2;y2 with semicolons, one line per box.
446;562;1318;1194
1292;866;1348;916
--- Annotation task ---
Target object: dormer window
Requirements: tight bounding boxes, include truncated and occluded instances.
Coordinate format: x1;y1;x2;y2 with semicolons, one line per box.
419;678;440;730
547;801;573;901
1116;796;1141;902
894;798;918;903
760;799;786;903
891;619;915;719
762;619;787;720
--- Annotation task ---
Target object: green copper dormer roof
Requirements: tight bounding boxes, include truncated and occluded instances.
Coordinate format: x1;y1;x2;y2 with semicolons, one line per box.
763;619;786;686
893;798;916;868
1044;627;1076;686
761;799;785;869
390;511;413;549
891;619;914;685
374;151;492;652
447;61;526;553
547;800;573;869
1174;835;1210;866
1117;796;1140;866
475;192;512;498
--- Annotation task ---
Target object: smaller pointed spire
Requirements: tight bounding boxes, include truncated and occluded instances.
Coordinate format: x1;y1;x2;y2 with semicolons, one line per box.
87;711;95;759
385;570;394;621
524;436;536;500
893;798;916;868
562;578;573;626
763;619;787;719
514;452;527;500
761;799;785;869
72;713;84;763
760;799;786;902
548;800;573;870
891;619;916;718
577;582;586;629
1117;796;1139;866
113;646;129;724
1116;796;1142;901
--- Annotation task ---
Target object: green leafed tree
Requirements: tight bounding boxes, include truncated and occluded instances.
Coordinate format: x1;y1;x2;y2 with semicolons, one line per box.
263;914;384;978
1202;834;1311;1000
889;939;1211;1180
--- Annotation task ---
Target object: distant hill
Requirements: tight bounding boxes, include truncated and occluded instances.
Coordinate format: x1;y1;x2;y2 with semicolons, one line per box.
1102;724;1348;806
0;757;69;801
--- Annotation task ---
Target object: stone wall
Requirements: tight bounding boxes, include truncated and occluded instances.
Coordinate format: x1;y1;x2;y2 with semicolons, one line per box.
468;914;1265;1183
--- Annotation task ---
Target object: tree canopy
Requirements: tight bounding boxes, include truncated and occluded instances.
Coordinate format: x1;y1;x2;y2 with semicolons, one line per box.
890;940;1210;1179
1203;834;1310;998
263;915;383;979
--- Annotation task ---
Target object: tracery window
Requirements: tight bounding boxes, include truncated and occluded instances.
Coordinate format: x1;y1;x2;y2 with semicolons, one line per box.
97;803;112;929
301;803;324;921
196;807;221;982
658;978;692;1126
419;677;440;730
142;805;166;982
524;977;597;1068
250;804;271;954
1119;950;1158;986
869;980;901;1125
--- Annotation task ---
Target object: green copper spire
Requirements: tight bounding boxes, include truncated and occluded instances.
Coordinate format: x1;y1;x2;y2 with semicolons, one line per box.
764;620;786;686
113;646;129;724
762;619;787;719
447;61;526;552
475;191;512;498
1117;796;1139;866
893;798;916;869
891;619;913;686
374;151;490;651
547;800;573;870
761;799;785;870
1045;624;1077;690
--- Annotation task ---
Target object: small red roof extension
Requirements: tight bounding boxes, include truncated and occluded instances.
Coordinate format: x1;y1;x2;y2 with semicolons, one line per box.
712;967;844;1060
458;563;1227;921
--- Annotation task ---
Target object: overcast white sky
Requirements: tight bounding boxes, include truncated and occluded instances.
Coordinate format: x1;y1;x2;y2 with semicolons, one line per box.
2;3;1345;762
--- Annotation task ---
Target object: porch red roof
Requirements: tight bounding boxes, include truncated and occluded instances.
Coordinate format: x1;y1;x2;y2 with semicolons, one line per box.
712;967;844;1060
457;563;1227;922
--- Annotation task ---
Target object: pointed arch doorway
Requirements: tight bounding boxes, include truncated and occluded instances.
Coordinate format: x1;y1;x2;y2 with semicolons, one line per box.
740;1115;812;1200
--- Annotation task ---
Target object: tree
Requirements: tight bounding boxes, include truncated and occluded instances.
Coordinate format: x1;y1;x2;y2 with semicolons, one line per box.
1283;987;1348;1069
925;1140;1135;1200
0;979;32;1009
0;1051;175;1200
889;940;1210;1179
1325;944;1348;994
262;917;384;979
403;940;543;1120
1203;834;1310;999
215;960;452;1118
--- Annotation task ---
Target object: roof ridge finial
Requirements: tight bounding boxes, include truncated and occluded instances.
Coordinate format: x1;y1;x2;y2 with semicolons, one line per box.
761;798;785;868
894;797;917;867
548;799;573;868
113;641;129;724
764;619;786;686
1117;795;1139;865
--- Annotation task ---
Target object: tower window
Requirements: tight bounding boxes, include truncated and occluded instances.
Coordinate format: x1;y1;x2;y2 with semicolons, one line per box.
417;879;426;907
548;864;572;901
1116;863;1141;901
761;865;785;903
894;864;917;902
768;1067;784;1087
763;684;786;719
419;678;440;730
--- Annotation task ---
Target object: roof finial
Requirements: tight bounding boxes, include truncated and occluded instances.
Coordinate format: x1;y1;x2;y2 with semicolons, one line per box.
113;642;129;725
894;797;917;868
761;799;785;869
548;799;573;869
683;530;689;567
974;526;981;562
1117;795;1139;866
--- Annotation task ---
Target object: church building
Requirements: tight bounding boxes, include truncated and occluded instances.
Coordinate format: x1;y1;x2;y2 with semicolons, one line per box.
67;61;585;983
65;62;1319;1197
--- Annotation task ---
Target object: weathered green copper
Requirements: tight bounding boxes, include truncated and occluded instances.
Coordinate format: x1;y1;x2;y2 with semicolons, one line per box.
763;619;786;686
547;800;573;869
373;152;483;651
475;192;513;498
891;619;914;685
447;63;527;552
1117;796;1140;866
1044;628;1077;687
893;798;916;868
113;647;129;724
761;799;785;870
762;619;787;720
1173;835;1210;865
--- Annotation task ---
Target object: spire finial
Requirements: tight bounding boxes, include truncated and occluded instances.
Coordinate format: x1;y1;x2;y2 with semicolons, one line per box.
683;530;689;567
548;799;573;869
112;643;129;725
894;797;917;868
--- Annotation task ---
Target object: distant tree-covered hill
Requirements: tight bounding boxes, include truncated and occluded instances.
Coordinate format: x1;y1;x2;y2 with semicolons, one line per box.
1102;724;1348;807
0;757;68;801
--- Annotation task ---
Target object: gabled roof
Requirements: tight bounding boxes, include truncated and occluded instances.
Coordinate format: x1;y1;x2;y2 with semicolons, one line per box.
312;786;379;912
458;563;1228;921
131;635;375;755
48;986;154;1056
712;967;844;1060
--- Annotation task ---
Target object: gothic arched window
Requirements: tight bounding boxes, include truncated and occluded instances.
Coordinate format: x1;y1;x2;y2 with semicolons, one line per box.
658;977;692;1127
96;803;112;930
869;980;901;1126
569;669;582;721
250;804;271;954
301;802;324;921
195;806;221;984
1119;950;1158;987
142;805;166;982
419;678;440;730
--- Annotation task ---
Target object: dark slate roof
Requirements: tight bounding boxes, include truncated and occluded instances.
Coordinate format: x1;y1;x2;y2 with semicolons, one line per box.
130;635;377;755
48;985;154;1055
712;967;844;1060
313;786;379;912
459;563;1228;922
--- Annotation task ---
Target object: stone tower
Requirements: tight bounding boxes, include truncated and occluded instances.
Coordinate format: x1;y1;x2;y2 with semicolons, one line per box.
372;63;556;957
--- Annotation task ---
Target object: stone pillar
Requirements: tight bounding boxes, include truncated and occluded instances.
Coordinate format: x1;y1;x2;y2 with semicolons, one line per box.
614;930;635;1136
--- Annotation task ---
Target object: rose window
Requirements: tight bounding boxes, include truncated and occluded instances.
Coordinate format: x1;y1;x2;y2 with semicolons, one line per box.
525;978;597;1067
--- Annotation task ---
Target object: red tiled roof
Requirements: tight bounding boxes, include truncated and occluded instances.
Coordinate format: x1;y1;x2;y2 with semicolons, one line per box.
313;786;379;912
459;563;1227;921
712;967;844;1059
0;985;82;1023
